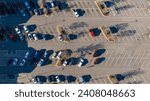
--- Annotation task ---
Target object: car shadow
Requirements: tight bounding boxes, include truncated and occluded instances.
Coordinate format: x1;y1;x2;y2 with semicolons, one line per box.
93;49;106;57
66;75;76;83
68;34;77;40
27;24;37;32
94;57;106;64
70;57;79;65
81;74;92;83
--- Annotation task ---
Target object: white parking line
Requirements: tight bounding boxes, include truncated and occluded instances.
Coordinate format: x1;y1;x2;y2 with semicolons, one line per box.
103;51;116;66
127;50;137;66
136;25;148;41
112;49;123;65
119;50;130;66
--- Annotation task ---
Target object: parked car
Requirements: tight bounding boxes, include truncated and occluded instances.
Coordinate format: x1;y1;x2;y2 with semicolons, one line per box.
43;51;49;58
63;60;68;66
73;9;79;17
12;58;19;66
89;29;95;37
19;9;26;17
37;58;47;66
9;34;15;41
34;50;40;58
51;51;58;59
15;26;21;34
50;1;55;8
49;75;61;83
42;34;47;40
37;8;43;15
27;33;34;40
55;75;61;83
48;75;56;83
24;1;30;9
24;51;30;59
58;35;64;41
45;2;51;10
56;51;62;59
33;9;39;16
78;58;84;67
23;25;29;33
32;76;47;84
19;34;25;41
29;10;35;16
19;59;27;66
33;33;38;40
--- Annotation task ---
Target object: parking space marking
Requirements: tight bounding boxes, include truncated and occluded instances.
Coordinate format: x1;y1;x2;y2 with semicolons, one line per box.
119;50;128;66
136;25;148;41
113;49;125;66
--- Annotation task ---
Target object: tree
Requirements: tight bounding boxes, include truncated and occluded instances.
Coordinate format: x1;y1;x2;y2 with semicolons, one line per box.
43;8;49;15
38;0;46;9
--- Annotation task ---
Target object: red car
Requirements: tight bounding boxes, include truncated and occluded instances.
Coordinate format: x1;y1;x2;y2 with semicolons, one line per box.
89;29;95;37
9;34;15;41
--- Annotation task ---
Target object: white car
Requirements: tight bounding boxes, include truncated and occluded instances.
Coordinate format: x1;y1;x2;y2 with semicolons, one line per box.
55;75;61;83
23;25;29;33
33;33;38;40
63;60;68;66
12;58;19;66
58;35;64;41
56;51;62;59
73;9;79;17
27;33;34;40
51;51;58;59
15;26;21;34
34;9;39;16
50;1;55;7
78;58;84;67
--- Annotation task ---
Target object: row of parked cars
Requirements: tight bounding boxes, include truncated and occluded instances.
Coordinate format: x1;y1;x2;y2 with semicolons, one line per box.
8;49;51;67
32;74;92;84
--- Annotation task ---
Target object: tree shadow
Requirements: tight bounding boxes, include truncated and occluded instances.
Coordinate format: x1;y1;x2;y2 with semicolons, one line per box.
117;30;136;37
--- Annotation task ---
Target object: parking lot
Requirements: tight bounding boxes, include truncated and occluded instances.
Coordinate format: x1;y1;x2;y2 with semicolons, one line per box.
1;0;150;84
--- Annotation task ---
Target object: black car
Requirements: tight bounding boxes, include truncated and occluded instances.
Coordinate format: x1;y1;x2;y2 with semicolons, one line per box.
32;76;47;84
48;75;57;83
